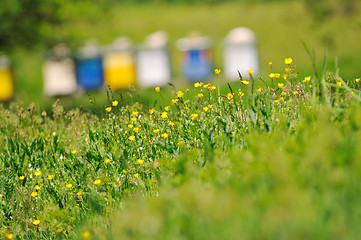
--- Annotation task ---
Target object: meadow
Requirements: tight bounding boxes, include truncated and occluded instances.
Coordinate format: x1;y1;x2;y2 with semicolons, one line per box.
1;57;361;239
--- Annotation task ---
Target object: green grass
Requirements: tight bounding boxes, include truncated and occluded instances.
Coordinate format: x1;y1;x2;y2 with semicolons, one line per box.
1;58;361;239
7;1;361;109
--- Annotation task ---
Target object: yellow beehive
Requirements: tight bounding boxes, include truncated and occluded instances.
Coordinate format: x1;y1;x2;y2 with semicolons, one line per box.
103;52;136;89
0;64;14;102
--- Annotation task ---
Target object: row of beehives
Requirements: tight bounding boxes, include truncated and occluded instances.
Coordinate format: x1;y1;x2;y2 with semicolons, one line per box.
0;27;259;101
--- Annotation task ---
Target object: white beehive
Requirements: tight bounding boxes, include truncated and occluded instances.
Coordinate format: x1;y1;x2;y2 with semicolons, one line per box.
43;44;78;96
136;31;171;88
224;27;259;81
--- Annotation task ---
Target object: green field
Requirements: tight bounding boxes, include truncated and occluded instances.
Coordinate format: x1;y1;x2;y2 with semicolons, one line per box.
1;57;361;239
7;0;361;110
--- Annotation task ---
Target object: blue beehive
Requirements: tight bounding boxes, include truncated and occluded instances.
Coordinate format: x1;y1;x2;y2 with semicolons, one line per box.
177;34;212;82
76;42;103;90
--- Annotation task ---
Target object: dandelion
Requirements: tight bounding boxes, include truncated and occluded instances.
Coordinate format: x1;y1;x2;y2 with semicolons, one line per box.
134;173;140;178
47;175;53;180
33;220;40;226
77;191;83;196
303;76;311;83
134;127;139;133
149;109;155;114
19;176;25;180
278;83;284;88
112;100;118;106
105;107;111;112
71;150;77;154
31;192;38;197
257;88;263;92
268;61;273;66
6;234;13;239
247;70;253;75
129;136;135;141
269;73;275;78
81;231;90;239
93;179;101;185
214;69;221;75
191;114;198;120
155;87;160;92
35;171;41;176
161;133;168;138
136;159;144;165
203;106;209;112
131;117;137;122
284;57;293;64
198;93;204;98
164;106;170;111
35;185;41;190
161;112;167;119
177;91;184;98
105;159;111;164
337;81;342;87
241;80;249;85
66;184;72;189
293;91;299;95
171;99;178;104
56;229;62;234
128;124;133;129
153;129;160;133
169;122;175;126
194;82;200;88
356;78;360;83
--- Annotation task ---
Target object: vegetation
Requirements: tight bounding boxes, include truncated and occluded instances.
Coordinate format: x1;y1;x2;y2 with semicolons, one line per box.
1;57;361;239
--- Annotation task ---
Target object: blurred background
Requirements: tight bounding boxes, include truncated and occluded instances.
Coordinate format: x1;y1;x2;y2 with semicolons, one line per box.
1;0;361;110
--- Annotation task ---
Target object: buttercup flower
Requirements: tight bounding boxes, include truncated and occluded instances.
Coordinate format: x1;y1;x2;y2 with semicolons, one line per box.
35;171;41;176
66;184;72;189
93;179;101;185
284;57;293;64
278;83;284;88
241;80;249;85
129;136;135;141
177;91;184;98
112;100;118;106
136;159;144;164
194;82;200;88
19;176;25;180
31;192;38;197
32;220;40;225
47;175;53;180
155;87;160;92
247;70;253;75
214;69;221;75
105;107;111;112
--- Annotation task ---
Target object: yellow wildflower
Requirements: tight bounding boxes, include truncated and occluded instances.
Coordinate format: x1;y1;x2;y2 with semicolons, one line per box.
241;80;249;85
131;117;137;122
81;231;90;239
134;127;139;133
238;91;245;97
227;92;234;100
19;176;25;180
177;91;184;98
93;179;101;185
268;61;273;66
171;99;178;104
198;93;204;98
177;141;184;146
247;70;253;75
77;190;83;196
105;107;111;112
112;100;118;106
32;220;40;225
169;122;175;126
207;104;213;109
194;82;200;88
136;159;144;165
66;184;72;189
155;87;160;92
128;124;133;129
35;171;41;176
257;88;262;92
149;109;155;114
122;169;130;174
129;136;135;141
47;175;53;180
283;74;287;79
214;69;221;75
269;73;275;78
285;68;291;73
336;81;342;87
279;97;284;102
191;113;198;120
132;111;138;116
275;73;281;78
134;173;140;178
284;57;293;64
161;112;167;119
203;106;209;112
293;91;299;95
35;185;41;190
153;129;160;134
164;106;170;111
356;78;360;83
71;150;77;154
31;192;38;197
161;133;168;138
105;159;111;164
6;234;13;239
278;83;284;88
303;76;311;83
281;92;287;96
56;229;62;234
